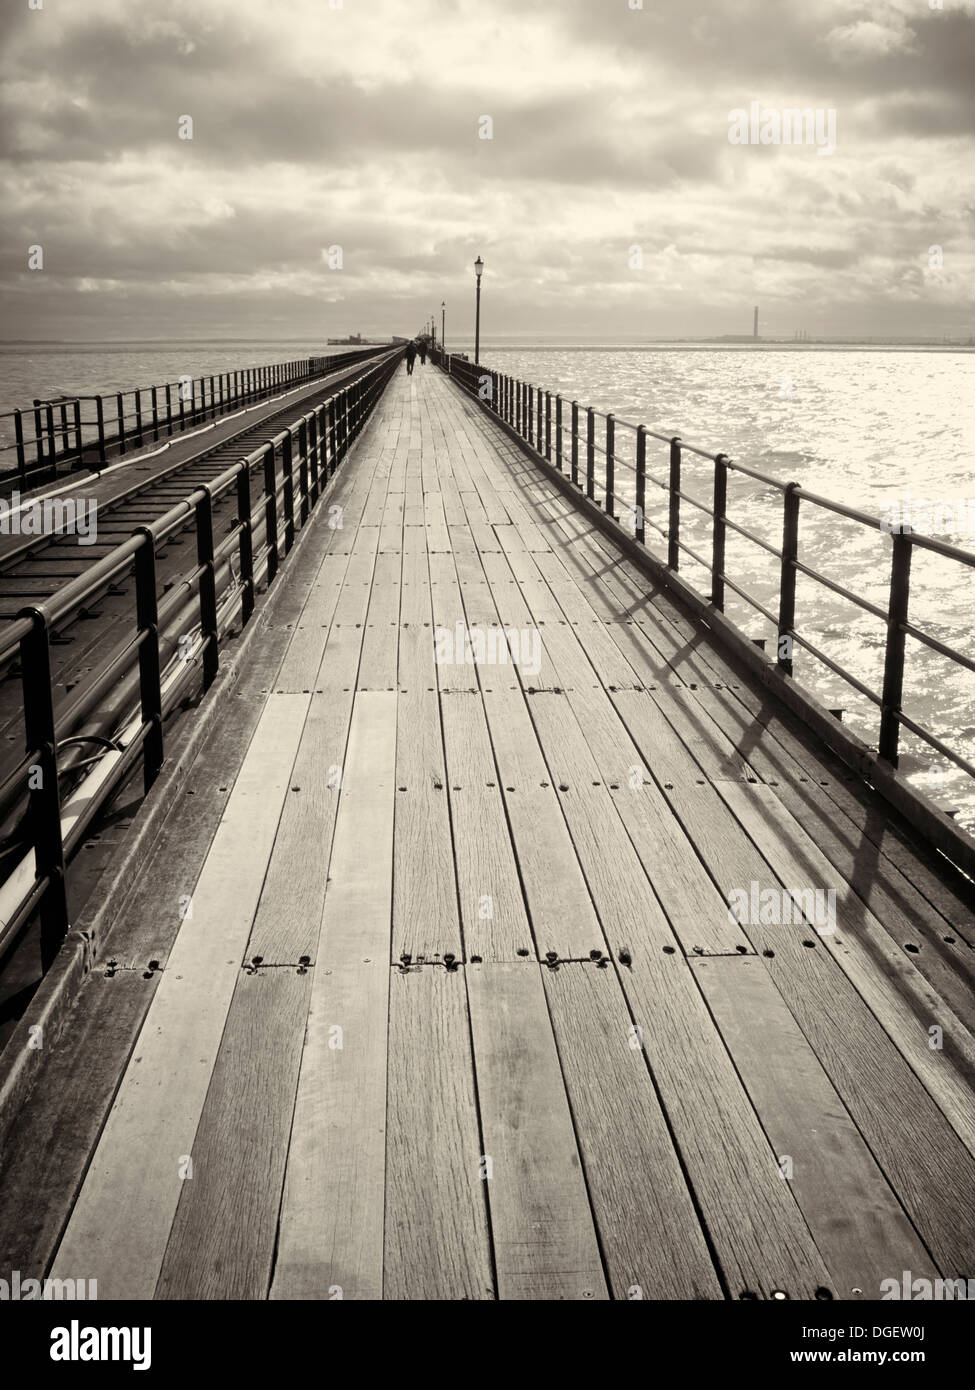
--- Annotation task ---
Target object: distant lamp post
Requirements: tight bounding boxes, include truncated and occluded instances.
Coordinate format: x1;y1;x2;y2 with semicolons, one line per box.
474;256;484;364
441;300;446;355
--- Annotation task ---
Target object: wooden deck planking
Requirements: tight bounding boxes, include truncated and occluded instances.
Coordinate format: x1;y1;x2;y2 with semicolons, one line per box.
623;728;975;1276
689;954;939;1298
719;781;975;1158
6;363;975;1302
540;961;725;1300
481;535;753;955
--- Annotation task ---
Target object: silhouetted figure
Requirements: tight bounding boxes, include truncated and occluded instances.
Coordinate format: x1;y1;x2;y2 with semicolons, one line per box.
417;340;427;366
405;341;417;375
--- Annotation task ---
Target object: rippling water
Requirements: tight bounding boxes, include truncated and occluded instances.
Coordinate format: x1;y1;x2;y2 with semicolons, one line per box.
1;339;973;832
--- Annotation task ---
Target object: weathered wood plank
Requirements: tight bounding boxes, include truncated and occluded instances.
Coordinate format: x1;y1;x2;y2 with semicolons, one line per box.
155;968;311;1299
384;966;494;1299
440;692;533;961
271;691;397;1300
466;961;607;1299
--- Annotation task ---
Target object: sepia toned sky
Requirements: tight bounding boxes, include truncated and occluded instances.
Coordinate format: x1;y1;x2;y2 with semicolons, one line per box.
2;0;973;341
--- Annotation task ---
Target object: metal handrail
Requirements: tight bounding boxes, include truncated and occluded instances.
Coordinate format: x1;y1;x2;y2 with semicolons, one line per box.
0;346;390;493
436;348;975;798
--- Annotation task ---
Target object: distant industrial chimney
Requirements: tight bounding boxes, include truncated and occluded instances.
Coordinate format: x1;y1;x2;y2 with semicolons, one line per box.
753;306;759;340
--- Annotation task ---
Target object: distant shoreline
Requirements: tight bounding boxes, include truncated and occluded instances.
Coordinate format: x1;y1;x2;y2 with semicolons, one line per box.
1;339;973;355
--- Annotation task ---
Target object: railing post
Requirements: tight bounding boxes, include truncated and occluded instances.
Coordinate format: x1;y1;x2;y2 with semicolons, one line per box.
711;453;729;610
326;397;337;478
14;409;26;485
605;414;615;517
668;436;681;569
282;429;296;551
545;391;552;461
165;383;174;437
20;610;69;969
555;396;563;472
237;463;255;625
777;482;801;676
117;393;126;456
209;375;216;416
571;401;579;485
308;413;320;506
585;407;595;499
32;399;45;470
31;397;43;472
339;389;349;459
315;405;327;486
636;425;647;544
135;389;144;446
133;531;164;792
878;531;913;766
46;404;56;467
73;400;83;462
264;442;280;585
297;421;310;524
195;487;219;690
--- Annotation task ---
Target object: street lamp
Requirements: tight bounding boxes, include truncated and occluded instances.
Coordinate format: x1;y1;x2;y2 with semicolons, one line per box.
441;300;446;355
474;256;484;365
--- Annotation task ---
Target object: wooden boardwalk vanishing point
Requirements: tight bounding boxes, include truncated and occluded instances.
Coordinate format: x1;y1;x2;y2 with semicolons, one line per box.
3;363;975;1301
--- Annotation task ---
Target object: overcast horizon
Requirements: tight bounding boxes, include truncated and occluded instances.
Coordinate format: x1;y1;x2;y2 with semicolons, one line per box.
3;0;974;344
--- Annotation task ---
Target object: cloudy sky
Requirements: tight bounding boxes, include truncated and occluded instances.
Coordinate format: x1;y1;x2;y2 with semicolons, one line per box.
2;0;973;342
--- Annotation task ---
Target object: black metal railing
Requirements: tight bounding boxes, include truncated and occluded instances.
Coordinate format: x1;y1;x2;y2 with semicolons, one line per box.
0;347;390;494
434;347;975;813
0;347;402;967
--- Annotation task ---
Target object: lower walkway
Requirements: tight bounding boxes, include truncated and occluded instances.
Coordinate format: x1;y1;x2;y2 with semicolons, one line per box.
4;364;975;1299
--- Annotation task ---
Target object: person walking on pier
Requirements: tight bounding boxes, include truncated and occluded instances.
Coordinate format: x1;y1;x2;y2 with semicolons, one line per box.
405;340;417;375
417;340;427;366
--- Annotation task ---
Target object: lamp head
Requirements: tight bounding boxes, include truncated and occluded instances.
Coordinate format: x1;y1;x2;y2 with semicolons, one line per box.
474;256;484;281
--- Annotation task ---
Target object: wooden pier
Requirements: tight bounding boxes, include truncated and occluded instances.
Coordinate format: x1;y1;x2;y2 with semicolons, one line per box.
1;364;974;1300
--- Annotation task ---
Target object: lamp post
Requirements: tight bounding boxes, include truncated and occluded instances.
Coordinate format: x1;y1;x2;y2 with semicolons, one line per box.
441;300;446;356
474;256;483;365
